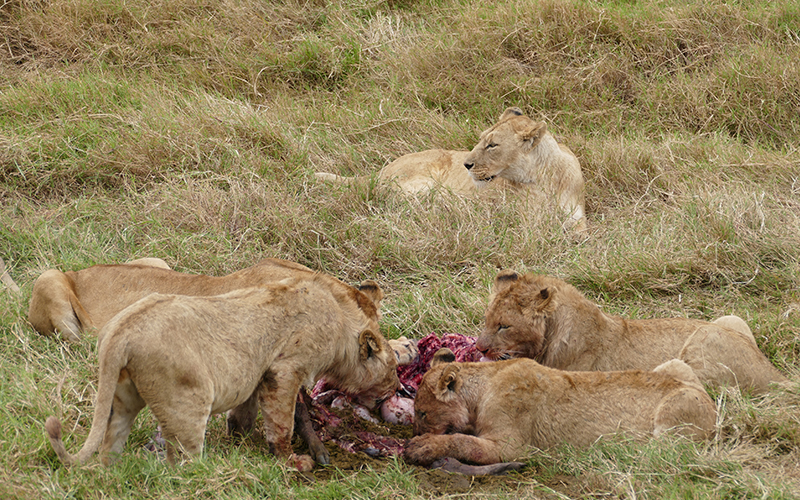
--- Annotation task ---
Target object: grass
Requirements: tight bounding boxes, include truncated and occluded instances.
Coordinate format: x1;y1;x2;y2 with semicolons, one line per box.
1;0;800;497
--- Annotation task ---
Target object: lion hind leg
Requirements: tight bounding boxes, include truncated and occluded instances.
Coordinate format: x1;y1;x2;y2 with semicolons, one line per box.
711;315;756;346
653;387;716;441
156;407;211;465
653;359;704;391
149;389;212;465
98;374;146;465
679;325;788;394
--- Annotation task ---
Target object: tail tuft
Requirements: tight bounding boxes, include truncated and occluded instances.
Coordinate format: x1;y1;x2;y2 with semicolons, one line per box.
45;415;76;466
45;416;62;440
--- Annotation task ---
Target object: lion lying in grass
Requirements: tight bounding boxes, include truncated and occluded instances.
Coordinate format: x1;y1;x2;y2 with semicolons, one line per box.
315;107;586;231
476;270;788;393
28;257;358;342
45;275;400;471
402;348;716;466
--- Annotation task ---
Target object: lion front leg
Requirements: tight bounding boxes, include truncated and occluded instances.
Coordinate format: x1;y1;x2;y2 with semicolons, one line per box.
403;433;508;467
295;391;329;466
255;371;314;471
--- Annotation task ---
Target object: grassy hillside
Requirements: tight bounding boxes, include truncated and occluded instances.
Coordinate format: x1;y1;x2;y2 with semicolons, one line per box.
1;0;799;498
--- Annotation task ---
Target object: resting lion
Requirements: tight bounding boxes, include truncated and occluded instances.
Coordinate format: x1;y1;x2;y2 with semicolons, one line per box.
476;270;788;393
45;275;400;470
403;348;716;466
315;107;586;231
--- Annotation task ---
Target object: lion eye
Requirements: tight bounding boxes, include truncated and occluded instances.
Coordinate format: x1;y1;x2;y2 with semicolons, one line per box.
486;143;498;150
498;324;510;332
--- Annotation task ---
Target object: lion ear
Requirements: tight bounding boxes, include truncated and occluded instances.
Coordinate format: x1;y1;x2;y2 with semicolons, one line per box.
498;107;524;122
430;348;456;368
535;287;556;312
358;280;384;307
358;329;384;360
434;365;462;401
521;121;547;147
492;269;519;294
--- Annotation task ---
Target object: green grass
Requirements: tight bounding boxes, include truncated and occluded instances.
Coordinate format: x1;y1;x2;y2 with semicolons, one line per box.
2;0;800;497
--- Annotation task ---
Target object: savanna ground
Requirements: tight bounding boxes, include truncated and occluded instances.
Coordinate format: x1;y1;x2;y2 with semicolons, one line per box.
1;0;799;498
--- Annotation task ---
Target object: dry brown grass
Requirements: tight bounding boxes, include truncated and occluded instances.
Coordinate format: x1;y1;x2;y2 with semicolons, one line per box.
1;0;799;497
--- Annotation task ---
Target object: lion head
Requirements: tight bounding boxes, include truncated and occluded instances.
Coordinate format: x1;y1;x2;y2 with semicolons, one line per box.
324;279;400;408
412;348;472;436
463;107;550;186
475;270;557;361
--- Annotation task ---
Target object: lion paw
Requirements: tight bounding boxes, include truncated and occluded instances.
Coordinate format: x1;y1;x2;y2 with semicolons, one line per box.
402;435;441;466
288;453;315;472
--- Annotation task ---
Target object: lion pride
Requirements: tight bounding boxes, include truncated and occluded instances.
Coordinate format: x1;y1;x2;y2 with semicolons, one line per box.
45;275;400;471
476;270;788;393
403;348;716;466
315;107;586;231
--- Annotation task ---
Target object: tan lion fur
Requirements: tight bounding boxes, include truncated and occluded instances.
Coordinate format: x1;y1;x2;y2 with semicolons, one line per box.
315;107;587;231
403;349;716;466
27;257;334;342
1;257;20;293
45;275;400;469
475;270;788;393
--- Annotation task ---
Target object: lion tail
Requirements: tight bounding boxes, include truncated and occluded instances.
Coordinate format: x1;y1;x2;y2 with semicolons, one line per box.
45;340;127;466
314;171;368;186
0;258;20;293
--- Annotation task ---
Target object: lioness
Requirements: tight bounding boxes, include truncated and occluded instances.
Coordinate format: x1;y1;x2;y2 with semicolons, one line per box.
476;270;788;393
315;107;587;231
28;257;334;342
403;348;716;466
30;257;401;465
45;275;400;470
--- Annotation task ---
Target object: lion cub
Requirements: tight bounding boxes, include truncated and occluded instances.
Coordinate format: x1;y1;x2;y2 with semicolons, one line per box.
403;349;716;466
45;275;400;470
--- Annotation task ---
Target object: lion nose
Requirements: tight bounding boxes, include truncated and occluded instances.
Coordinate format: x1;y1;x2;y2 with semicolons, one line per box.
464;161;473;170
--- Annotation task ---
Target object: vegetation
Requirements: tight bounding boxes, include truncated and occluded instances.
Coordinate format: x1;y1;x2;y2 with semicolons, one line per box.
1;0;798;497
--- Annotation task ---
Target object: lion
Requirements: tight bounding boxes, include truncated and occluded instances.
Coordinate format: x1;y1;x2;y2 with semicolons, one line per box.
31;257;411;465
315;107;587;231
402;348;716;466
44;274;401;471
29;257;341;343
475;270;789;393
